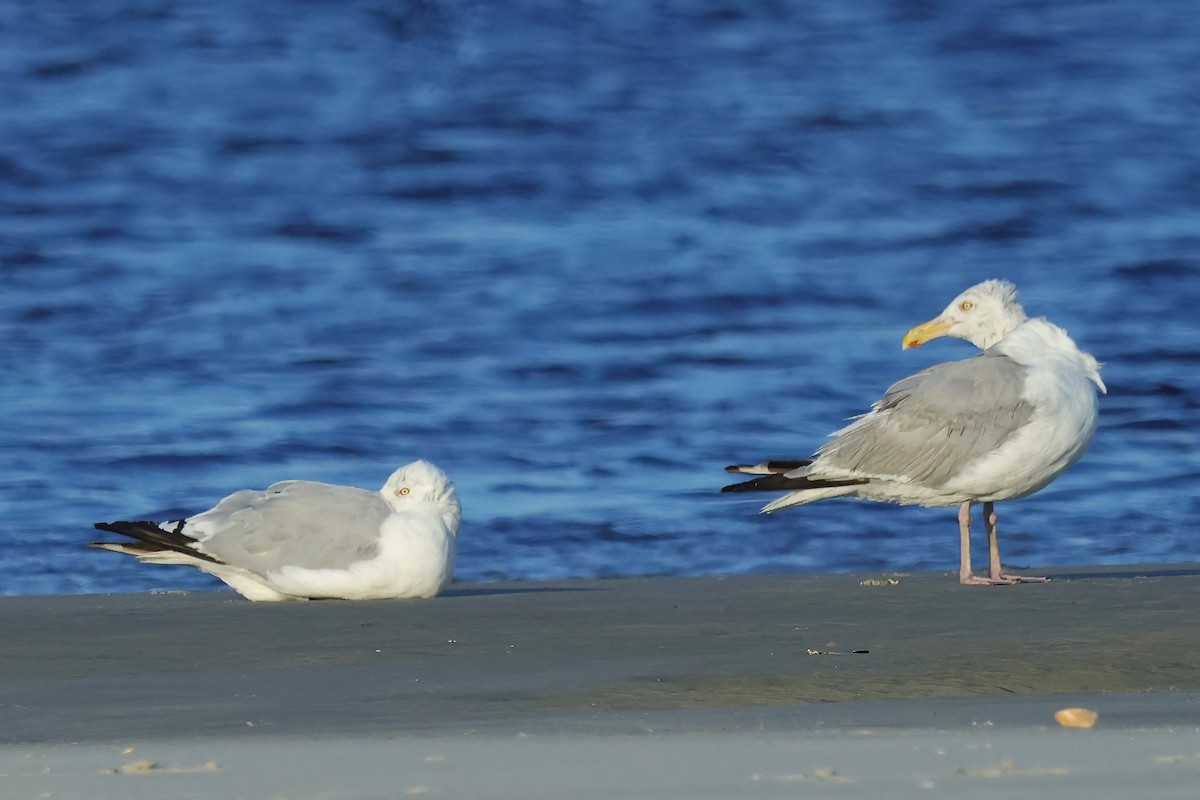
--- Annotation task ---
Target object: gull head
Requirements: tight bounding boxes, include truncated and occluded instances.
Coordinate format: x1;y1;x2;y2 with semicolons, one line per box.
380;460;462;533
902;279;1028;351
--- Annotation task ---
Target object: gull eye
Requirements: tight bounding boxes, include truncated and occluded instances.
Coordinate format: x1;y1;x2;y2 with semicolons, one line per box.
959;300;974;311
396;486;410;496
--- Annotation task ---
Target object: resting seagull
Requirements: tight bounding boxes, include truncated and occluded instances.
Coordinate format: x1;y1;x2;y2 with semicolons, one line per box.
723;280;1105;585
92;460;460;600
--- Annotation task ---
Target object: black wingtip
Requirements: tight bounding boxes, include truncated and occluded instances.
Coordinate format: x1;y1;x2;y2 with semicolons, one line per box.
88;520;220;563
722;473;869;494
724;459;813;475
763;459;812;472
721;474;802;493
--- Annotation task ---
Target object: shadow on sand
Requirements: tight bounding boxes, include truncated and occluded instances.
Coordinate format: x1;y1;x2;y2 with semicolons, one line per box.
443;585;599;598
1042;565;1200;581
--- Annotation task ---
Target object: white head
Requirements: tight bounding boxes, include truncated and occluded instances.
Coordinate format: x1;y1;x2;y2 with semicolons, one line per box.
379;460;462;534
902;279;1028;351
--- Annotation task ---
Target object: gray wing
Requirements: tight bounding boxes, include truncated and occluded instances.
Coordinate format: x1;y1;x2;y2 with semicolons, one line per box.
813;352;1034;488
185;481;391;573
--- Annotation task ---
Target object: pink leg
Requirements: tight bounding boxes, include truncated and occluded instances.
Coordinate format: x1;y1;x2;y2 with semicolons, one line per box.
958;501;1024;585
985;501;1003;580
984;502;1049;584
957;501;975;584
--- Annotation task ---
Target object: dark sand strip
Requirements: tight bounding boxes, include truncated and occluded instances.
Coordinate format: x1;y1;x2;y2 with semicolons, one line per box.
2;565;1199;798
2;564;1198;742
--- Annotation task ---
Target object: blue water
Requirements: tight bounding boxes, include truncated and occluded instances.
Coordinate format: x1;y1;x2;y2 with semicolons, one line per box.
1;1;1198;596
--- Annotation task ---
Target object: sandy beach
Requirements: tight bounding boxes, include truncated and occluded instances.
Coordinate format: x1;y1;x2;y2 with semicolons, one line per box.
2;564;1199;798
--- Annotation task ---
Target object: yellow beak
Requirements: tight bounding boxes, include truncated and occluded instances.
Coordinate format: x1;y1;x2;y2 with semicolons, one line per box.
902;317;953;350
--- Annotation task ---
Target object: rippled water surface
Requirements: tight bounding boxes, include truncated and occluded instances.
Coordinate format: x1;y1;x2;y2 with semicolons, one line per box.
2;1;1198;595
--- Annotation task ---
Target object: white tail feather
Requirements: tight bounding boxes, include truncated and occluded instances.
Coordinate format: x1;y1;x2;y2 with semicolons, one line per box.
761;485;858;514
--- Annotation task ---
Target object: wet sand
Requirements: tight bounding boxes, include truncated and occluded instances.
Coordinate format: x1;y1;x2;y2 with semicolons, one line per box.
2;564;1199;797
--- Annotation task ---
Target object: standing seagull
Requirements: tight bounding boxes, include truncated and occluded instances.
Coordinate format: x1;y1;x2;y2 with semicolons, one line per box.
92;460;460;600
723;280;1105;585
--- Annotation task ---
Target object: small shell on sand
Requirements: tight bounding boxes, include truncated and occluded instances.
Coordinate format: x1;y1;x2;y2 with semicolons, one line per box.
1054;707;1099;728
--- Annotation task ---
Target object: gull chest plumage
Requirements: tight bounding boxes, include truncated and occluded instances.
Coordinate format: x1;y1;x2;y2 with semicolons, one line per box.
263;506;458;601
944;321;1103;503
723;280;1105;585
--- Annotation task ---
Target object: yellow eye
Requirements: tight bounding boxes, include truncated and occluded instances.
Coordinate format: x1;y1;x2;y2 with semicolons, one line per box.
396;487;410;496
959;300;974;311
